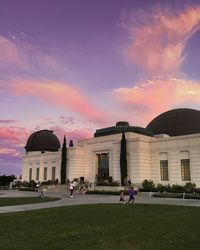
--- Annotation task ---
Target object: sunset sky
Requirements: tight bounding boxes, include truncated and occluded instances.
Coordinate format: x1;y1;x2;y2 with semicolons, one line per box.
1;0;200;176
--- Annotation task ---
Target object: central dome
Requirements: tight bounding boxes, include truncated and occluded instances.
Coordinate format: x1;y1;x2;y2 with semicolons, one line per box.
146;108;200;136
116;121;129;126
25;130;60;152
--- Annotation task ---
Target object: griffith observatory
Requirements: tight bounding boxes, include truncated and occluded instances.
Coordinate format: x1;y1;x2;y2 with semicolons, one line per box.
22;108;200;187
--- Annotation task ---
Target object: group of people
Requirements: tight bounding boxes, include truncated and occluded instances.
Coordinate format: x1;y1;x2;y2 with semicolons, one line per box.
119;186;137;204
35;178;136;203
66;179;88;198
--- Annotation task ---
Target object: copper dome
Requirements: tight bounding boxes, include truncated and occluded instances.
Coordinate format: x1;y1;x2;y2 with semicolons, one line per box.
25;130;60;152
146;108;200;136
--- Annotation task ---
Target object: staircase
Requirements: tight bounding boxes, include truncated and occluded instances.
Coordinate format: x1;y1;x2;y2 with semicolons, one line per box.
45;184;67;194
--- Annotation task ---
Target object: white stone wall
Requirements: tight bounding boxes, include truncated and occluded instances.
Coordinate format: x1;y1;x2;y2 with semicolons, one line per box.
67;147;85;181
149;134;200;186
22;132;200;187
22;151;61;182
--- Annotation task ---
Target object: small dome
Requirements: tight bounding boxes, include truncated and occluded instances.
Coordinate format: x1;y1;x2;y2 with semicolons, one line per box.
146;108;200;136
25;130;60;152
116;121;129;126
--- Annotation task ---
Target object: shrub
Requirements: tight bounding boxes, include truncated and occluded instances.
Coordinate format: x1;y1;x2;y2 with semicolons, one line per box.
41;180;55;186
196;188;200;194
87;190;128;195
141;179;155;191
170;184;184;193
18;187;36;191
153;193;183;198
29;180;37;187
21;180;37;188
96;181;119;186
157;183;166;192
141;180;199;194
12;180;23;189
164;184;172;192
185;193;200;199
183;182;196;193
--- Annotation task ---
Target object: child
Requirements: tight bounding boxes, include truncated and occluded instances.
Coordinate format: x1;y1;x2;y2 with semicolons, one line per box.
119;191;125;204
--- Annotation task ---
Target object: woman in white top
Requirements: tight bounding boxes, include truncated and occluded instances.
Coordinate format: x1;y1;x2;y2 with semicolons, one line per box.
69;182;74;197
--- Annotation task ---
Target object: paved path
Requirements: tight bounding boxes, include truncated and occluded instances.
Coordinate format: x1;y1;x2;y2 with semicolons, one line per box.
0;190;200;214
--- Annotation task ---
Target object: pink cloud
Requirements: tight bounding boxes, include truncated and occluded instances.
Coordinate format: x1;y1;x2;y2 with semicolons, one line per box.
0;126;29;165
0;35;67;74
64;130;92;141
0;36;21;65
0;148;20;157
125;6;200;76
111;77;200;125
0;119;17;123
49;126;92;144
112;6;200;126
0;126;29;145
1;79;107;125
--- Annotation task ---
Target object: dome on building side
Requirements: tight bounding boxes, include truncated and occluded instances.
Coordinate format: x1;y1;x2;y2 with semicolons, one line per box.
146;108;200;136
25;130;60;152
116;121;129;126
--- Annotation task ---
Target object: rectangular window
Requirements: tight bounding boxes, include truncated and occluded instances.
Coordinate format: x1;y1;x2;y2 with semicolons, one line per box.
181;159;191;181
97;153;109;181
29;168;32;182
52;167;56;181
44;167;47;180
160;160;169;181
36;168;40;181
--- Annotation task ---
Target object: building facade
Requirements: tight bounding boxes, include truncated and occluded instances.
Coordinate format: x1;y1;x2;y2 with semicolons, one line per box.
22;108;200;187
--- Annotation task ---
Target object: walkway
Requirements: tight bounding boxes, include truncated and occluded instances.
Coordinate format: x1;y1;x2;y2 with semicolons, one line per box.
0;190;200;214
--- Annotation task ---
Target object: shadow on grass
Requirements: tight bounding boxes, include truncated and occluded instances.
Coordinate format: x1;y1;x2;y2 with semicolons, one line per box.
0;204;200;249
0;197;60;207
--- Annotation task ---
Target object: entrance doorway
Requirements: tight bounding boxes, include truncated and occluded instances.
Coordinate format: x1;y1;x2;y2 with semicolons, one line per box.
96;153;109;182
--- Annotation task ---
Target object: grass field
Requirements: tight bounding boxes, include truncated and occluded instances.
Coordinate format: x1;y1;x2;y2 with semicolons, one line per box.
0;204;200;250
0;197;60;206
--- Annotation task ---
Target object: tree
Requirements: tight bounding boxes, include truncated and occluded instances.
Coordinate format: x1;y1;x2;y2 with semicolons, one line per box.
61;136;67;184
120;132;127;186
0;175;16;186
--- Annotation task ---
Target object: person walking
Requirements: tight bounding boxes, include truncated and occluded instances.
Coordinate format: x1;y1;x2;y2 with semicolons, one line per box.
38;185;45;198
127;178;131;188
35;182;40;192
69;181;74;198
127;186;136;204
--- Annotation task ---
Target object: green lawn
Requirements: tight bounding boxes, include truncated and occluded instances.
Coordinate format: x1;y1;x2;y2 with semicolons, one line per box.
0;204;200;250
0;197;60;206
